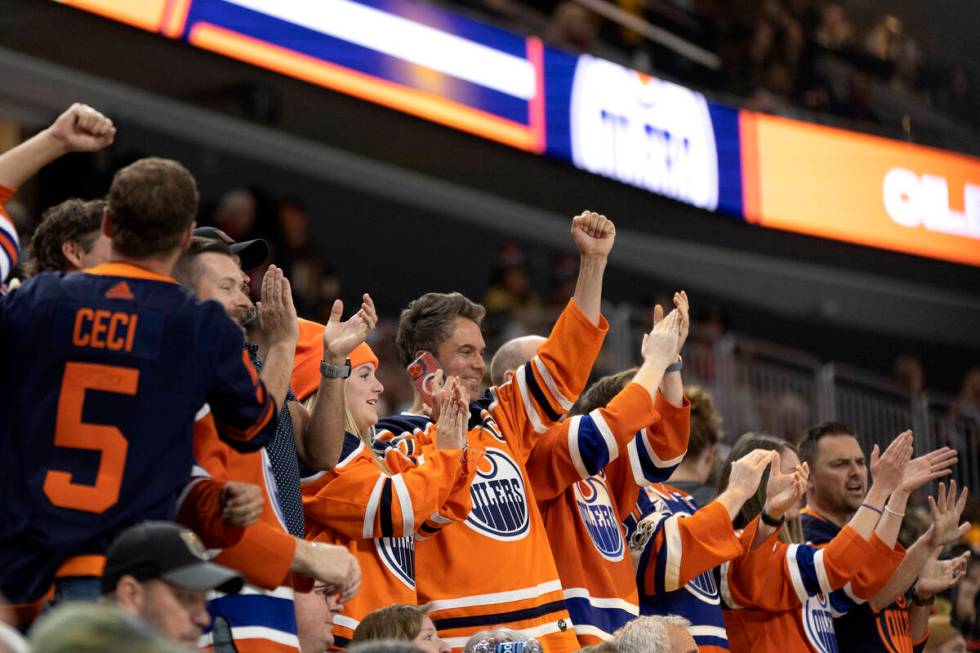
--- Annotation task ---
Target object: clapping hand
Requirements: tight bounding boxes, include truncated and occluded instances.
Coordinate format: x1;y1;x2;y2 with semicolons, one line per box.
323;293;378;361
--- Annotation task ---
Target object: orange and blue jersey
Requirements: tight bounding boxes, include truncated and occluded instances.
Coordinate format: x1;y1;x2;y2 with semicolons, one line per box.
302;432;479;647
179;409;306;653
375;299;607;652
0;185;19;284
719;510;901;653
528;383;690;645
800;508;917;653
0;262;275;604
626;484;760;652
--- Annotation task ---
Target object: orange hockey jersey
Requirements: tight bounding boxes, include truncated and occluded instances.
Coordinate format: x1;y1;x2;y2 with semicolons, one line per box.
528;383;690;645
719;522;904;653
302;433;479;647
375;299;607;652
182;409;306;653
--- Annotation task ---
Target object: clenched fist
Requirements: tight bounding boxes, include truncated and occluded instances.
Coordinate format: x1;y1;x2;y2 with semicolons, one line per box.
46;103;116;153
571;211;615;259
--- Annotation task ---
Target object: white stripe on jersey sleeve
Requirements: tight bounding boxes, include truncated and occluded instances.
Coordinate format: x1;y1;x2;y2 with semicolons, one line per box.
532;355;573;410
195;403;212;421
567;416;590;480
0;216;19;282
515;364;547;433
813;548;832;595
641;427;686;468
785;544;809;604
362;475;387;539
719;561;742;609
391;473;414;538
842;582;864;605
588;409;620;462
688;626;729;640
663;515;684;592
626;439;649;488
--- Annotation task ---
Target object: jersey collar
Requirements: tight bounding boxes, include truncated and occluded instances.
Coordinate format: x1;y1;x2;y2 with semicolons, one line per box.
84;261;177;284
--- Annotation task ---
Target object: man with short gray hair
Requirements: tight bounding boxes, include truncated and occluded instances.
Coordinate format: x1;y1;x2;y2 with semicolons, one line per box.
614;616;696;653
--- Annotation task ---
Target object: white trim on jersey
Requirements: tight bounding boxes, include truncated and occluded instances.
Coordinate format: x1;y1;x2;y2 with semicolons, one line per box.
515;364;547;433
362;475;387;539
626;439;649;487
719;561;742;609
842;582;864;605
688;625;728;640
391;473;414;538
423;580;563;612
813;548;832;595
210;585;295;600
588;409;620;462
663;515;684;592
532;356;573;410
333;614;360;631
786;544;809;604
561;587;640;615
567;416;590;480
226;626;299;647
571;624;614;641
195;403;212;421
640;427;686;468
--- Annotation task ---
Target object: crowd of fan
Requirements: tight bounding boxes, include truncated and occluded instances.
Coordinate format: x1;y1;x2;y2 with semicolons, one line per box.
2;103;980;653
448;0;978;134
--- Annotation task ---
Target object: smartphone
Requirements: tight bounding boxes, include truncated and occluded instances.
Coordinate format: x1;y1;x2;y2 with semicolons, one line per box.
406;351;442;404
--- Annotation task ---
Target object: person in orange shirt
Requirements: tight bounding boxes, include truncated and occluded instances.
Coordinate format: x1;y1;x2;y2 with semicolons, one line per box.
302;341;480;648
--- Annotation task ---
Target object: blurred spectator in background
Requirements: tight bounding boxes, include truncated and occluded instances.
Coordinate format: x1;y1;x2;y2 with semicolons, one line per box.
952;552;980;649
26;198;109;276
952;367;980;423
668;385;722;506
482;241;541;341
923;616;968;653
761;390;810;444
274;198;340;318
892;354;925;395
213;188;258;241
29;603;190;653
814;3;853;51
865;14;904;62
546;1;601;53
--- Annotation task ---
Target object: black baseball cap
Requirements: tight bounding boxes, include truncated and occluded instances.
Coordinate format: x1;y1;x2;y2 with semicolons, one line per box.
193;226;269;271
101;521;244;595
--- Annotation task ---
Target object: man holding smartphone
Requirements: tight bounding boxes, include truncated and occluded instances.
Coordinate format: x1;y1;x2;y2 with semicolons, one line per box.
376;211;615;652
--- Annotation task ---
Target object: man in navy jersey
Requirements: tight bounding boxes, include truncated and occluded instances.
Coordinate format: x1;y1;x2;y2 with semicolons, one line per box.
0;108;277;612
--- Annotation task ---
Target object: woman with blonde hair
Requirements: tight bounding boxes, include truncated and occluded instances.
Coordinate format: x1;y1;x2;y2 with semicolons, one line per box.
301;333;481;647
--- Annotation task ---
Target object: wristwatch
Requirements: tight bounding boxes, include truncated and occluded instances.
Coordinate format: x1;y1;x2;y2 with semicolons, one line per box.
761;510;785;527
320;358;352;379
665;356;683;374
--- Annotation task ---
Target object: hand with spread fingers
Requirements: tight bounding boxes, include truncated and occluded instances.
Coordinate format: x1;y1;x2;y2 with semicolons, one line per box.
926;480;971;548
323;293;378;363
766;460;809;520
869;430;913;495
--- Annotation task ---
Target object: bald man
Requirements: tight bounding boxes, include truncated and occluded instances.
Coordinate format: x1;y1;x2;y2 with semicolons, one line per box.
491;296;691;645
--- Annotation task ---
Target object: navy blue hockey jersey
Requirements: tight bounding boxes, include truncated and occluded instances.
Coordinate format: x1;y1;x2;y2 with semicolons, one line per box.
0;262;276;603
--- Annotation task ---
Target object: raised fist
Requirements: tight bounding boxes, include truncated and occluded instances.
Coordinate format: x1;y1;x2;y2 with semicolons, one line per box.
46;103;116;153
571;211;615;259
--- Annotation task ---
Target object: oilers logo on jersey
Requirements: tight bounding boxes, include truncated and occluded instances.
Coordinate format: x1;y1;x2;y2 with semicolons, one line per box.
802;594;838;653
377;536;415;589
686;571;720;605
573;476;624;561
465;448;530;541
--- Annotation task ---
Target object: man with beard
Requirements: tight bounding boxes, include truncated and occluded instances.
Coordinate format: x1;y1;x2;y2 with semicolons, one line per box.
174;235;366;652
800;422;966;653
